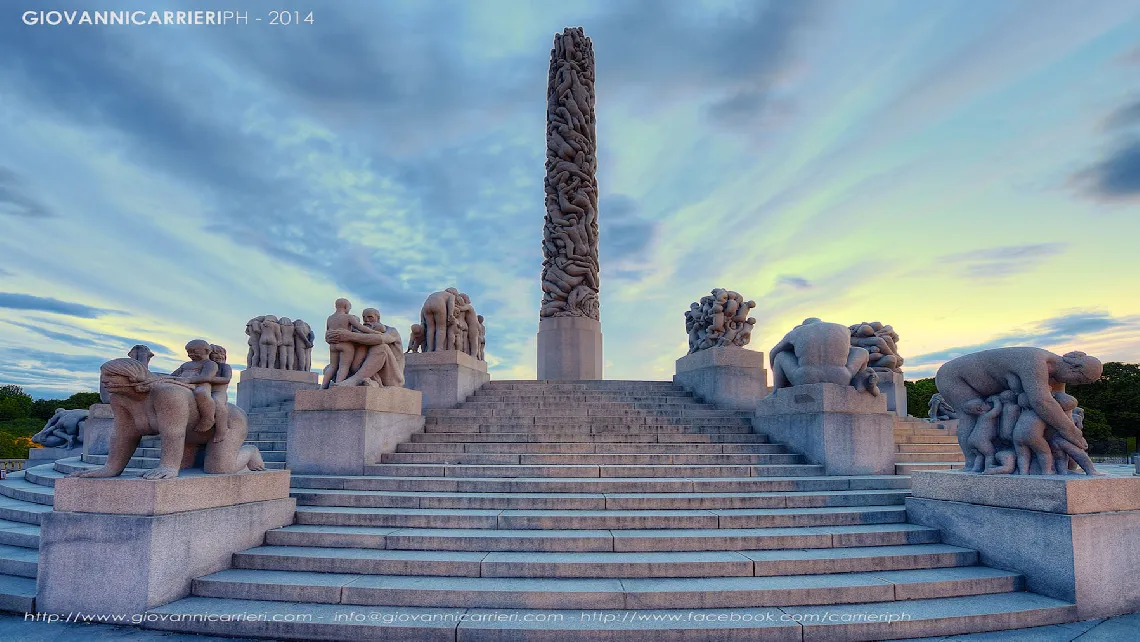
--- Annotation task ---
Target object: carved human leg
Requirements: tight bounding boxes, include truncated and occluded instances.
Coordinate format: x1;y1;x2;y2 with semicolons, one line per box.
74;425;141;478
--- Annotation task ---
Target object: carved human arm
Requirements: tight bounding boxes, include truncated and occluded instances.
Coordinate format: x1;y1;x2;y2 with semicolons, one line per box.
178;360;219;385
326;329;399;346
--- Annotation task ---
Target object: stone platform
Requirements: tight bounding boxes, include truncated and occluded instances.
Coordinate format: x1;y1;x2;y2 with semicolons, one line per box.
404;350;490;410
907;469;1140;619
81;403;115;457
287;386;424;475
537;316;602;380
673;346;768;411
754;383;895;476
236;367;320;412
37;469;294;616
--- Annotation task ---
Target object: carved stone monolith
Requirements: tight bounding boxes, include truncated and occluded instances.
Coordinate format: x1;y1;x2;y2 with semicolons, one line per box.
537;26;603;380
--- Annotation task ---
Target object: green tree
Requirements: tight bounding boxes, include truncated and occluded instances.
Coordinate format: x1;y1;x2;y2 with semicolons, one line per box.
904;378;938;418
0;384;33;421
1068;362;1140;442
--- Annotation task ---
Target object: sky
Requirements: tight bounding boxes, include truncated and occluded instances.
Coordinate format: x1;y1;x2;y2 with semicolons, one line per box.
1;0;1139;400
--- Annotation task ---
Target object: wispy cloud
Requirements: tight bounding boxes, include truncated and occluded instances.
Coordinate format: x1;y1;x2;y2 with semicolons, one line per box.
0;293;121;319
0;167;54;218
940;243;1068;279
776;275;814;290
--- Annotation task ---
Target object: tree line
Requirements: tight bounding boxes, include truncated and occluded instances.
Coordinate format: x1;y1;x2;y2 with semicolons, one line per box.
0;384;101;459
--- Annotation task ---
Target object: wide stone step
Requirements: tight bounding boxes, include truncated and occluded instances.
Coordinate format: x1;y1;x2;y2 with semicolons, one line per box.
0;473;54;506
423;423;755;435
897;434;960;444
192;565;1023;609
896;443;964;453
59;456;286;474
425;415;754;426
131;447;288;463
362;464;826;479
292;489;909;511
0;496;52;526
896;462;966;475
427;407;750;419
293;505;907;530
0;544;37;579
0;519;39;549
396;442;785;454
895;452;966;463
290;474;909;494
378;453;804;466
247;431;289;441
483;381;681;390
410;432;770;444
266;522;942;552
0;572;36;613
233;543;976;579
470;394;697;403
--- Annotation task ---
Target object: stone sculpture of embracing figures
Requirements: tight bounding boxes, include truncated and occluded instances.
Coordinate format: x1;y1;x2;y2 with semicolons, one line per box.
935;347;1104;476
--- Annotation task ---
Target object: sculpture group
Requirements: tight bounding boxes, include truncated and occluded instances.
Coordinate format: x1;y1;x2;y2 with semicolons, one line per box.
32;408;87;450
770;318;881;395
849;321;903;373
540;27;600;320
321;300;406;388
685;288;757;353
411;288;486;359
75;339;264;480
245;315;315;372
935;347;1104;476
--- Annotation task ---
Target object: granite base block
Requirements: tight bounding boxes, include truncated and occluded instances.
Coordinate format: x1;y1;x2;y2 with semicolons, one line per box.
753;383;894;476
537;316;603;381
673;347;769;411
27;446;83;462
405;350;491;409
54;469;291;516
875;370;907;417
908;471;1140;619
37;471;295;616
236;367;320;412
81;403;115;457
289;387;425;475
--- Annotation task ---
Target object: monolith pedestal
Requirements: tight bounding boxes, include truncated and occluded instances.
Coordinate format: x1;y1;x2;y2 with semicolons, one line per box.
537;317;603;380
907;471;1140;619
81;403;115;457
875;370;907;417
236;367;320;412
287;387;424;475
674;346;768;411
37;470;294;616
753;383;895;475
405;350;490;409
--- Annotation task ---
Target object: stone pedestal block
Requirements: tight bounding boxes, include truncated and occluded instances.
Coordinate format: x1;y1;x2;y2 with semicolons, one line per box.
753;383;894;475
875;370;906;417
405;350;491;409
673;346;769;411
37;470;294;616
81;403;115;457
236;367;320;412
288;387;424;475
537;316;603;380
907;470;1140;619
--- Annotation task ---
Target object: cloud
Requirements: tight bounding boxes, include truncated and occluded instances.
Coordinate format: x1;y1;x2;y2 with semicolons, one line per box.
0;293;121;319
1074;139;1140;201
1103;100;1140;131
907;310;1140;372
0;267;13;277
600;194;659;262
0;319;174;357
0;167;54;218
940;243;1068;279
776;275;813;290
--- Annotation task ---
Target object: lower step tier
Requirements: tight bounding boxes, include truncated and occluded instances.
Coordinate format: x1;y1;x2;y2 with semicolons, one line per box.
145;592;1077;641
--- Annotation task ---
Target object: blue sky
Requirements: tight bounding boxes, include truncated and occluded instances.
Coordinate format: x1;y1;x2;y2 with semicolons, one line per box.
2;0;1139;399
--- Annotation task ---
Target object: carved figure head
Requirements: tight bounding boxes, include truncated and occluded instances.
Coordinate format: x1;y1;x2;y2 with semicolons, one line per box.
185;339;212;361
210;344;227;364
410;324;424;338
362;308;381;326
1056;351;1103;386
279;317;292;326
334;299;351;312
100;358;155;395
128;344;155;364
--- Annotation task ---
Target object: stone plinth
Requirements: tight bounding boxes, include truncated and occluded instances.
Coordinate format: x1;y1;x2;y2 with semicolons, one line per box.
236;367;320;412
674;346;769;411
875;370;906;417
81;403;115;457
907;470;1140;619
37;470;295;616
405;350;491;410
537;316;602;380
753;383;894;476
288;387;424;475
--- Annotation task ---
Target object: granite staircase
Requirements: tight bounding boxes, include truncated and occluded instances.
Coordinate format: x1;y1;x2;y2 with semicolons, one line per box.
130;380;1073;640
893;420;965;475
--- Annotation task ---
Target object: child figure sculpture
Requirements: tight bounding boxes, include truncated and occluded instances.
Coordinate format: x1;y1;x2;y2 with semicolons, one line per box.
326;298;381;385
170;339;218;434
